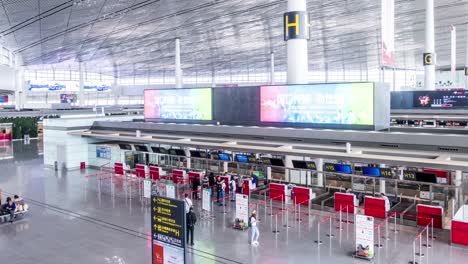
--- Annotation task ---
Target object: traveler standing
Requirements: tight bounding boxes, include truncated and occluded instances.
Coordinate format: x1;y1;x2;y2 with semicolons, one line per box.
192;176;200;200
229;176;236;201
250;210;259;246
186;207;197;246
184;194;193;215
219;179;226;206
4;197;16;223
216;177;222;201
208;173;215;196
202;175;209;189
237;175;243;194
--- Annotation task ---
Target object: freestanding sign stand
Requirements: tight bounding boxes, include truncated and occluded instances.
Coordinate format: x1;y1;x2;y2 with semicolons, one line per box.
233;193;249;230
354;214;375;260
151;196;186;264
166;183;176;199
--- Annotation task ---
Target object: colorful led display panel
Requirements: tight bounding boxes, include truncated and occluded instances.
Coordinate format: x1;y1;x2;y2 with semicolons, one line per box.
144;88;212;120
260;83;374;125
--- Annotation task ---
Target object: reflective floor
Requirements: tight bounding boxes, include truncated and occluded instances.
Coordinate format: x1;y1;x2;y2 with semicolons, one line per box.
1;141;468;264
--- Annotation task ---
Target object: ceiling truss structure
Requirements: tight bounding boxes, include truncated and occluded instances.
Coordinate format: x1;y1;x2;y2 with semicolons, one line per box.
0;0;467;78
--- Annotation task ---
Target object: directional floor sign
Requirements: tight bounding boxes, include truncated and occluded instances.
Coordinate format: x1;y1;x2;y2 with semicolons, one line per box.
151;195;186;264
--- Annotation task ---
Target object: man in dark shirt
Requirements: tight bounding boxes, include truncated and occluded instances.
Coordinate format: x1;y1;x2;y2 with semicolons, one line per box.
208;173;215;189
192;176;200;200
4;197;16;223
186;207;197;246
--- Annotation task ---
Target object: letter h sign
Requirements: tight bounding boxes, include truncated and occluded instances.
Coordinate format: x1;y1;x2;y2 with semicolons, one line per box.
284;11;310;41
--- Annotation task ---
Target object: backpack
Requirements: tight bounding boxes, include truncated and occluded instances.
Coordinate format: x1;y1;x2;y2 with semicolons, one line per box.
248;216;254;228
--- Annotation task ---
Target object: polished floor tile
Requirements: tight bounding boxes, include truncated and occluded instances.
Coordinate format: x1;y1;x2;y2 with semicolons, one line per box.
0;141;467;264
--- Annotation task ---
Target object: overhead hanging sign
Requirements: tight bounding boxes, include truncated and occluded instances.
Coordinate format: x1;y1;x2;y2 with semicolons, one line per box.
355;214;374;260
381;0;395;66
283;11;310;41
151;196;186;264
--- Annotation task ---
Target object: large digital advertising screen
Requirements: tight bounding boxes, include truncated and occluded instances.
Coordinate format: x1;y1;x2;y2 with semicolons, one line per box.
145;88;212;120
260;83;374;126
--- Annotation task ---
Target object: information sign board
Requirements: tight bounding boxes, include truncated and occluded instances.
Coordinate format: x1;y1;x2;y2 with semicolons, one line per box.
151;196;186;264
355;214;374;260
235;194;249;227
202;188;211;212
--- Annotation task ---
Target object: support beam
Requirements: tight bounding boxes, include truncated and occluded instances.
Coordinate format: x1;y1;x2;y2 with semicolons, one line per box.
424;0;435;90
286;0;309;84
175;38;182;88
270;52;275;84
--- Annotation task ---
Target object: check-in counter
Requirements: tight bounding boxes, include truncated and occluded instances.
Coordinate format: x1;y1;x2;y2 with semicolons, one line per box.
452;205;468;247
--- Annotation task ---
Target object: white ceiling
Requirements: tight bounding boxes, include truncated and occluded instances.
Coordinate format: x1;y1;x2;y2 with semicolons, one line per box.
0;0;467;77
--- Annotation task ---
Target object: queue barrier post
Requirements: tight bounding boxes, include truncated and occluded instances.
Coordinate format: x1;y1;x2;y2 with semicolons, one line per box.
315;222;323;245
336;205;343;230
375;224;383;248
327;215;335;238
273;214;280;235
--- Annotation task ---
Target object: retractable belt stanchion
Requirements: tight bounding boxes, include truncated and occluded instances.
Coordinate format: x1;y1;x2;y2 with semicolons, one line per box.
409;221;432;264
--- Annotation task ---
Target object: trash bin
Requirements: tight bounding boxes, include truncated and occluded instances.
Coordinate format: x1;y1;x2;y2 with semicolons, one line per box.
54;161;58;171
80;162;86;169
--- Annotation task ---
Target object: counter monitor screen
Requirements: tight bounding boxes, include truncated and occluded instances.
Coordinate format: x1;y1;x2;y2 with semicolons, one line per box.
335;164;352;174
119;144;132;150
190;150;201;158
170;149;186;156
218;153;231;161
416;172;437;183
236;155;249;163
362;167;381;177
261;158;272;165
292;160;307;169
268;158;284;167
248;156;257;163
151;147;168;154
134;145;148;152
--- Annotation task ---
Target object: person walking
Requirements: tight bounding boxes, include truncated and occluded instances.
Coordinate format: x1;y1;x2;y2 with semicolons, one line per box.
186;206;197;246
229;176;236;201
250;210;259;246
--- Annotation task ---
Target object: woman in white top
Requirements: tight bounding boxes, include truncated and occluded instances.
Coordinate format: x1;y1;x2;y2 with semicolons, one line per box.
250;210;259;246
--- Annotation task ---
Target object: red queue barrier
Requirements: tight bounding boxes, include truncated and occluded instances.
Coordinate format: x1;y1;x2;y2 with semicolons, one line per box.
364;196;387;219
269;183;287;202
149;166;160;181
114;162;124;175
334;192;357;214
292;186;313;206
416;204;443;229
135;164;146;179
172;169;185;184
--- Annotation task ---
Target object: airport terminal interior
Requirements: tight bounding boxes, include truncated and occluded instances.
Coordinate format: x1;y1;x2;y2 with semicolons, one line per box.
2;0;468;263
